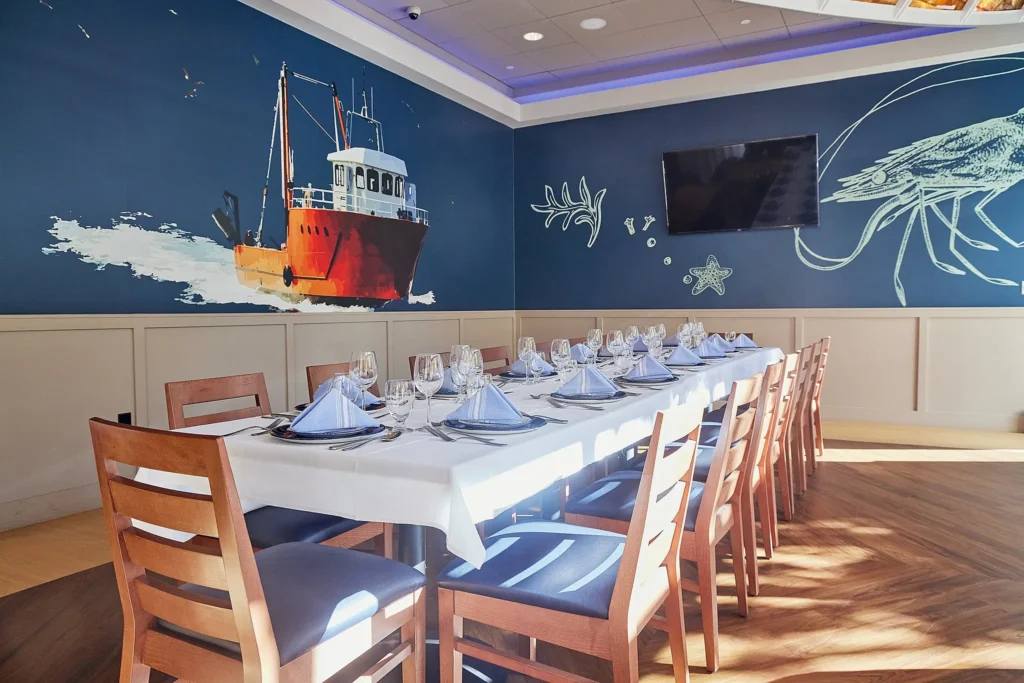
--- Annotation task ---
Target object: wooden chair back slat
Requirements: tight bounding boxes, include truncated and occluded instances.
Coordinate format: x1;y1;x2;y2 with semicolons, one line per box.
610;394;705;615
773;354;800;435
699;375;762;525
123;529;229;590
534;340;553;358
108;477;219;538
165;373;271;430
480;345;513;375
745;360;785;481
709;332;753;340
408;351;452;376
135;576;239;643
784;347;813;437
813;337;831;401
91;418;279;677
306;362;382;401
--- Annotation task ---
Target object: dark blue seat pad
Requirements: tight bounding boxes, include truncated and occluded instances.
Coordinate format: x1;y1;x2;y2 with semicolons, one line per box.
162;542;425;665
244;506;367;548
566;471;704;532
437;521;626;619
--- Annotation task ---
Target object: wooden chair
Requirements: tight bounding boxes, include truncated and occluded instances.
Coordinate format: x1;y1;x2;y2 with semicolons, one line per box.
800;340;825;476
679;375;761;672
90;418;425;683
407;351;451;376
709;333;754;341
165;373;392;557
437;396;708;683
480;345;513;375
305;362;381;401
808;337;831;470
765;353;800;526
787;346;815;496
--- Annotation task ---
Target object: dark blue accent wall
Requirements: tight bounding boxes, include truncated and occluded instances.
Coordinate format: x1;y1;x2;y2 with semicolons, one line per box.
0;0;514;313
514;57;1024;309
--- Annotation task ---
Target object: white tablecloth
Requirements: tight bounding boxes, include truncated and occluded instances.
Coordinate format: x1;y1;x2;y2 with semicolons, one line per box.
135;348;783;567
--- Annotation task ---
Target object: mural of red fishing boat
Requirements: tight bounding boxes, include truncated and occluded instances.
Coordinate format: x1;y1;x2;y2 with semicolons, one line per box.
213;63;428;307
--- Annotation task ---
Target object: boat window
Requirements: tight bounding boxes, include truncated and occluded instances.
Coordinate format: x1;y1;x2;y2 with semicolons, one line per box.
334;164;345;187
367;169;380;193
324;227;329;237
315;225;320;235
381;172;393;196
356;167;365;190
299;225;304;234
396;176;404;199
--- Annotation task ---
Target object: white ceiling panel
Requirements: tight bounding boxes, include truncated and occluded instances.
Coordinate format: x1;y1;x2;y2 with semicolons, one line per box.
396;5;486;42
456;0;548;30
490;17;577;49
705;5;787;39
549;3;640;40
639;15;719;50
611;0;704;27
526;0;615;18
580;29;657;60
527;41;598;69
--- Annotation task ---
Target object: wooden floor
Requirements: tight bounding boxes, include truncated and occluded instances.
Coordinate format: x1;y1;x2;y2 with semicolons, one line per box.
2;441;1023;682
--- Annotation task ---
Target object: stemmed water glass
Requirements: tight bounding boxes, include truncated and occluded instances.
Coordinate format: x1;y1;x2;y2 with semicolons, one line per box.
465;348;484;395
586;328;603;365
413;353;443;427
450;344;471;402
550;338;570;370
384;379;414;432
349;351;378;410
624;325;640;358
606;330;624;358
517;336;537;385
726;331;738;343
531;351;549;383
557;359;577;386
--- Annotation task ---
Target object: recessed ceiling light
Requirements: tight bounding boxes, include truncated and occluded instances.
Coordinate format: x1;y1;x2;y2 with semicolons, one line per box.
740;18;751;24
505;65;515;70
523;31;544;41
579;17;607;30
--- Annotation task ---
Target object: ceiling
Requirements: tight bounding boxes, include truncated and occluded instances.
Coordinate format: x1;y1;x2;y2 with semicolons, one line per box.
337;0;935;96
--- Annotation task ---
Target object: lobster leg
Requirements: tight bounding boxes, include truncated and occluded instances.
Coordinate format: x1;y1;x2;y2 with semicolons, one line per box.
918;187;964;275
930;197;1017;288
976;187;1024;248
893;206;918;307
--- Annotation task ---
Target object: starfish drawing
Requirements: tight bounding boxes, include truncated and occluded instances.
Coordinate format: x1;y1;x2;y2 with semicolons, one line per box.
688;255;732;296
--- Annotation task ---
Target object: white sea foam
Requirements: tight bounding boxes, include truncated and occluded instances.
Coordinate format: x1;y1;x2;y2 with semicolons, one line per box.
38;217;406;312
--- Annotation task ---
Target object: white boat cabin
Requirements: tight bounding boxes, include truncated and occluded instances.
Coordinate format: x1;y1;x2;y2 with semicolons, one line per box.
325;147;426;224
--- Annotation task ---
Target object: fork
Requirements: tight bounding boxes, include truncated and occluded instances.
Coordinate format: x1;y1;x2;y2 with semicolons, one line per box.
330;429;402;451
539;396;604;411
219;417;283;438
426;425;505;447
522;413;568;424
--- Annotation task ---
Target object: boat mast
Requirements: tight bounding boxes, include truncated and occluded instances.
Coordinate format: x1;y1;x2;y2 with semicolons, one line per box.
279;63;293;223
332;82;349;151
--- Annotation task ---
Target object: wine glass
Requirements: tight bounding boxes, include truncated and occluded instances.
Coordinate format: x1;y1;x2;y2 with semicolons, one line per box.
349;351;378;410
450;344;471;402
656;324;667;343
558;359;577;387
726;331;738;343
465;348;484;395
550;338;570;373
624;325;640;358
606;330;624;358
517;336;537;385
384;379;414;432
696;322;707;344
530;351;549;383
586;328;603;365
413;353;443;427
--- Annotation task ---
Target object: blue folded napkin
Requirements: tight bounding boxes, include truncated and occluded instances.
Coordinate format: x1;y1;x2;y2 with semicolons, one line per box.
633;338;649;352
732;334;758;349
625;354;673;381
447;383;523;425
290;386;380;434
312;375;382;409
570;343;595;363
665;345;703;366
694;339;725;359
509;356;555;376
664;334;681;347
437;367;458;394
598;346;613;357
555;365;618;398
708;334;736;352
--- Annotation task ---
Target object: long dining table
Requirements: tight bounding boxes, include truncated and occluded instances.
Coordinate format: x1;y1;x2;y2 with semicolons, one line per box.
135;347;783;568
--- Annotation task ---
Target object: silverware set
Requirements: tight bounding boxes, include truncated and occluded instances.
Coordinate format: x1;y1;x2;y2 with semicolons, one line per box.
529;393;605;411
217;417;285;437
328;429;403;451
424;424;505;447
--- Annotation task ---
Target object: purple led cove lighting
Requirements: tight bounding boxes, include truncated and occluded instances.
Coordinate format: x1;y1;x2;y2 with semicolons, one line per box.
514;26;960;103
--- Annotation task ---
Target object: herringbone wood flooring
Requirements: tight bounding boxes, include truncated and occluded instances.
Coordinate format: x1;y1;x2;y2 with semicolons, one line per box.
0;441;1022;682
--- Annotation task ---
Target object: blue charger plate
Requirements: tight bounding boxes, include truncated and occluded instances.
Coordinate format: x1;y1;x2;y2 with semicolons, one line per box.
499;370;557;381
269;424;386;443
443;415;547;435
550;390;629;403
617;375;680;386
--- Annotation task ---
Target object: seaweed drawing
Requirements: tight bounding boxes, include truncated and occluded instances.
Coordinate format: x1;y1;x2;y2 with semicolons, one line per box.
531;177;606;248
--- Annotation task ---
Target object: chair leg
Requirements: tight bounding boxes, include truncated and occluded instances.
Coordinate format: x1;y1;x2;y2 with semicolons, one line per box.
120;627;150;683
813;403;825;465
438;589;463;683
756;484;774;561
664;576;690;683
739;491;759;596
402;589;426;683
792;429;807;495
778;444;794;522
377;523;395;559
729;515;748;619
765;466;780;548
696;549;720;673
610;629;639;683
804;417;816;477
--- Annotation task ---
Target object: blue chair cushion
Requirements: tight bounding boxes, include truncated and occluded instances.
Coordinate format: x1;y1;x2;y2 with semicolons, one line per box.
566;472;704;532
693;445;714;482
161;542;425;665
244;506;367;548
437;521;626;619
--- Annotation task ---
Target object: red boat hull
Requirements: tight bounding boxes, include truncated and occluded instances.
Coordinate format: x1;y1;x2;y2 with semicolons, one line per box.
234;208;427;305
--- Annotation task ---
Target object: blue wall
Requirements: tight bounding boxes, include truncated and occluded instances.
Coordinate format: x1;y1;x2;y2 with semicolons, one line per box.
514;57;1024;309
0;0;514;313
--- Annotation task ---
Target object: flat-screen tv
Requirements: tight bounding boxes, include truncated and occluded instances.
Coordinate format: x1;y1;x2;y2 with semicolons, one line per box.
663;135;819;235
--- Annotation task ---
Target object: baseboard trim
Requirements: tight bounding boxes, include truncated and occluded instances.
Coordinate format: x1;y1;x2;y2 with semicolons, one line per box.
0;484;100;532
825;421;1024;450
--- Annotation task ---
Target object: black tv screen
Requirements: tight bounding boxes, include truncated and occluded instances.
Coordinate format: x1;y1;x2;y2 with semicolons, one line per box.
663;135;819;235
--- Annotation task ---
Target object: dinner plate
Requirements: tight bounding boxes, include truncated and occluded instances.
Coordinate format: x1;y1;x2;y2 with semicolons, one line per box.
295;399;386;412
666;361;707;368
549;390;629;404
499;371;557;381
616;375;680;386
268;424;387;445
442;414;547;435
